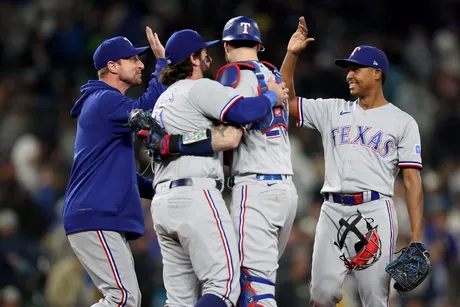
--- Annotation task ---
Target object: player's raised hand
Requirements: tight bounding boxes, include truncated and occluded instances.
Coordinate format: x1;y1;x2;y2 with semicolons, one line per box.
267;78;289;109
287;16;315;55
146;26;165;58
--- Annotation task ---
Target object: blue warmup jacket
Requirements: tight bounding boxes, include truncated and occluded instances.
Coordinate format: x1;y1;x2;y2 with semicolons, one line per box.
63;59;167;240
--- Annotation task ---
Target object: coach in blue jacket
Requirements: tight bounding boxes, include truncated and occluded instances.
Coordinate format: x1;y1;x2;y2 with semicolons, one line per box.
63;27;167;307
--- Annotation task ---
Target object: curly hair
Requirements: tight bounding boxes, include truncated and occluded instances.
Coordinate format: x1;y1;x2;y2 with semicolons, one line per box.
160;49;202;86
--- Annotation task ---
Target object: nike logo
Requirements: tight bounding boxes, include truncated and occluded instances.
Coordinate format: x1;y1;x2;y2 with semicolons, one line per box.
267;183;277;187
340;111;351;115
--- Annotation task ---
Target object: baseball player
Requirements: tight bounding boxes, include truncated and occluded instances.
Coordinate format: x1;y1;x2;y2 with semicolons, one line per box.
141;17;299;307
215;16;299;307
63;27;167;307
150;29;288;307
280;17;427;307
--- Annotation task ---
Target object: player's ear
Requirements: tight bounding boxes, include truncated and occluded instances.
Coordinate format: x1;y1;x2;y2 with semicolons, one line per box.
190;53;201;67
223;42;230;53
374;69;383;83
257;43;265;52
107;61;118;74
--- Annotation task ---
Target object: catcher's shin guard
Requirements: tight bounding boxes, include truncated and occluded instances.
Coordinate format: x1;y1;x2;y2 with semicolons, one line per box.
239;267;275;307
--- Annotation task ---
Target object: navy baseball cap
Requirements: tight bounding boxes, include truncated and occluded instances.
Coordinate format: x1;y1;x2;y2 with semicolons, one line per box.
335;45;389;76
165;29;219;66
93;36;149;71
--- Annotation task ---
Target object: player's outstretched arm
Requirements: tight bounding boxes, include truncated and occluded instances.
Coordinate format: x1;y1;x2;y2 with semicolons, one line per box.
222;80;289;126
402;168;424;242
190;78;288;127
280;16;314;118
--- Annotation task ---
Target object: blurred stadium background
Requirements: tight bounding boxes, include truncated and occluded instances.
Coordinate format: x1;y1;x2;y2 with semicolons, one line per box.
1;0;460;306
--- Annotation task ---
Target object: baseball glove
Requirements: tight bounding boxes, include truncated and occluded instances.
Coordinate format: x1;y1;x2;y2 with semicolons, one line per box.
127;109;158;131
127;109;167;161
385;242;431;292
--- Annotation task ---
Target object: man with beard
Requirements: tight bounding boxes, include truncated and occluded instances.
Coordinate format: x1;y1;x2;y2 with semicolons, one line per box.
63;27;167;307
150;29;288;307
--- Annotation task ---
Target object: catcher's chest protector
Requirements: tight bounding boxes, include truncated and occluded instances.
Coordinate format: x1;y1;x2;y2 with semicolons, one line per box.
216;60;287;134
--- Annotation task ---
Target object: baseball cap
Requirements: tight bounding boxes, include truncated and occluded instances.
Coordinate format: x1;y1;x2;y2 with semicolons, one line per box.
165;29;219;66
335;45;389;76
93;36;149;71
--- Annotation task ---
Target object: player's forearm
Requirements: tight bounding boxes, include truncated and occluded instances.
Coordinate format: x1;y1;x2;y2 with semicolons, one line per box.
281;51;300;119
280;51;298;101
152;58;167;79
403;169;424;242
157;125;242;158
211;125;243;151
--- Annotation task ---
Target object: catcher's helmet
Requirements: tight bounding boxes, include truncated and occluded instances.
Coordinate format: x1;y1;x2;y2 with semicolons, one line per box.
222;16;262;43
334;210;382;273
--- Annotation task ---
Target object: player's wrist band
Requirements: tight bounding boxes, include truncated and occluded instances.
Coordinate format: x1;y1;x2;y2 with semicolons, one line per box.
169;129;213;156
168;134;180;154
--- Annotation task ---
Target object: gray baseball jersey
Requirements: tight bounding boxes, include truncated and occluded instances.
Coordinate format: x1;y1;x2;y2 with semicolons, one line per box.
297;98;420;306
152;78;246;186
223;62;298;307
230;64;293;176
150;78;247;306
296;98;422;196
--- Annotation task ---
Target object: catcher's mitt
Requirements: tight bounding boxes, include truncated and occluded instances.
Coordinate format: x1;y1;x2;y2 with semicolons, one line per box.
127;109;167;161
385;242;431;293
127;109;158;131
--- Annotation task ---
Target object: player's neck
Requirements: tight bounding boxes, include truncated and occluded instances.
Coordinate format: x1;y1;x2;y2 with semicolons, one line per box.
100;76;130;95
358;90;387;110
188;70;204;80
229;49;258;62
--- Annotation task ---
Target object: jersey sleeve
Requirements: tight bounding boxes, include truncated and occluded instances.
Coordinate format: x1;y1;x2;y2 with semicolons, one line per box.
189;79;244;122
232;71;259;129
397;118;423;169
296;97;334;132
136;173;155;199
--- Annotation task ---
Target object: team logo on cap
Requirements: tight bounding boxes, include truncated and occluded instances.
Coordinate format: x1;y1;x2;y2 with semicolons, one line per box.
240;22;251;34
123;37;133;46
350;47;361;57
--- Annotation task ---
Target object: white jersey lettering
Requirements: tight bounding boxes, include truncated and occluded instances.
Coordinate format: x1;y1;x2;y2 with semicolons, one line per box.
296;98;422;196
